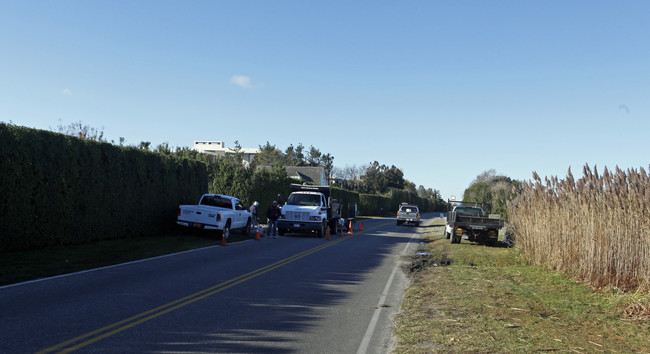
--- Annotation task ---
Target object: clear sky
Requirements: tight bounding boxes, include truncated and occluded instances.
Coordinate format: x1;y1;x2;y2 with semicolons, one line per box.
2;1;648;200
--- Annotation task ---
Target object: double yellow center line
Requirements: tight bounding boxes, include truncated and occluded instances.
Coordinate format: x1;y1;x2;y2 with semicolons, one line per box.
37;235;351;353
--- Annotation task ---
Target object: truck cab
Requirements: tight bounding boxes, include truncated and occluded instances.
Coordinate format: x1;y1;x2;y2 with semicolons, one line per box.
278;184;342;237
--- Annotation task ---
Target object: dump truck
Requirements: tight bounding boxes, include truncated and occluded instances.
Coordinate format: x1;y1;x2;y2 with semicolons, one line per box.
278;184;345;237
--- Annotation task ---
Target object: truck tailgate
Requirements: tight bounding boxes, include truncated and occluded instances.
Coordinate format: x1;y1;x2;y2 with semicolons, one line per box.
456;215;503;228
178;206;218;225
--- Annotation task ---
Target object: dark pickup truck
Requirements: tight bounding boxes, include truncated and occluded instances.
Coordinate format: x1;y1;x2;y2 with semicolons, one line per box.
445;200;504;245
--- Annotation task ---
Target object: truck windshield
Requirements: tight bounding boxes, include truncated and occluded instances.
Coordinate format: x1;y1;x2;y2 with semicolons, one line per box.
455;207;484;217
200;196;232;209
287;194;321;206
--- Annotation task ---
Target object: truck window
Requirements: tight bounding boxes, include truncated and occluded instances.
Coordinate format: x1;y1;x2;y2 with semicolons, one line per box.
200;196;232;209
287;194;321;206
456;207;484;217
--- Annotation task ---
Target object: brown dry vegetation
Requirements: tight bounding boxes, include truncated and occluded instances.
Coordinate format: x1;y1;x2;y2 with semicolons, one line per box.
508;164;649;319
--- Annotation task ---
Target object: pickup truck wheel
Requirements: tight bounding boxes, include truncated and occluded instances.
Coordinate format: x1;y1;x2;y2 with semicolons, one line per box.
222;222;231;239
242;219;251;235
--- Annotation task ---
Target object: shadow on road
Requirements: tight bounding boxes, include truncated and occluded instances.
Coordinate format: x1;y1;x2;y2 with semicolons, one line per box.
145;217;427;353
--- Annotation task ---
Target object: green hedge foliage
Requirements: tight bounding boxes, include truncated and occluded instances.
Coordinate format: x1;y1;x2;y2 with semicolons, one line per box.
359;189;436;216
331;186;361;219
0;123;207;251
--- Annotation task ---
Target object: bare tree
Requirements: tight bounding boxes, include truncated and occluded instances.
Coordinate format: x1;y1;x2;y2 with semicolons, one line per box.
55;120;106;142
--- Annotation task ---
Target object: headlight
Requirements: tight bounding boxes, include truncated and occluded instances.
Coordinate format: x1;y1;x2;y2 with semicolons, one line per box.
310;215;321;221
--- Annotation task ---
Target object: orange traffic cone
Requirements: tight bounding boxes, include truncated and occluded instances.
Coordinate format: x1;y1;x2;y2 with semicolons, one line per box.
348;220;353;234
221;234;227;246
325;226;331;241
359;221;363;231
255;226;261;241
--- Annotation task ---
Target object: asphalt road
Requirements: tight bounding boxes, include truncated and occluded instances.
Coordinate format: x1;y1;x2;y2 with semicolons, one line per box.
0;215;437;353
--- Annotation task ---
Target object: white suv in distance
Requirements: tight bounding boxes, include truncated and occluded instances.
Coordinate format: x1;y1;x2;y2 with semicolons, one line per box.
396;203;420;226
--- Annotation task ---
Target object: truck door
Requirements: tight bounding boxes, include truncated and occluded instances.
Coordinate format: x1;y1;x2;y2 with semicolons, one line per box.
234;200;246;228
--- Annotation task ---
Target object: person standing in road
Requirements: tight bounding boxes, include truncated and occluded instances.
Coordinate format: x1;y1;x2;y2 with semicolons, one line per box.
266;200;281;239
249;201;259;227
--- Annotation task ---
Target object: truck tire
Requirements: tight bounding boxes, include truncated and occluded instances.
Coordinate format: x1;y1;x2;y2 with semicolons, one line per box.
330;221;338;236
242;219;251;235
222;221;231;240
444;231;450;239
278;228;285;236
450;230;460;244
317;221;326;238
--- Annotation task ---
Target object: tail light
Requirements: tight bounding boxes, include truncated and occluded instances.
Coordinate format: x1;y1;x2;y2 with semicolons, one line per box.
216;214;221;221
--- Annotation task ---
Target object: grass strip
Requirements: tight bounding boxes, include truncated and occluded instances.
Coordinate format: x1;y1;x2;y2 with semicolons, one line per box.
394;219;650;353
0;228;244;286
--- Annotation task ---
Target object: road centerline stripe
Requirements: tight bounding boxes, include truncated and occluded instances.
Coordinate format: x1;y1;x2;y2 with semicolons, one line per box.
37;236;351;353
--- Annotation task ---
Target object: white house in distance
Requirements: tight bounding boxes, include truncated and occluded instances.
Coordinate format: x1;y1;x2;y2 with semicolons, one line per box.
193;141;260;166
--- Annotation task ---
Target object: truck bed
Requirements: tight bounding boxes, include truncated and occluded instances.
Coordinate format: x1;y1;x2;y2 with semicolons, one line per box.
454;215;503;229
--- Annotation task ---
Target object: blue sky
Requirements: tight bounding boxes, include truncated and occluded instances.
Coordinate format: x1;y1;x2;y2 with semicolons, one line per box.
2;1;648;200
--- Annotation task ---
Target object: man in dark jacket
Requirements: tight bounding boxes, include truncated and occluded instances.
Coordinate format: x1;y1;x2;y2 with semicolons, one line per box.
266;200;282;239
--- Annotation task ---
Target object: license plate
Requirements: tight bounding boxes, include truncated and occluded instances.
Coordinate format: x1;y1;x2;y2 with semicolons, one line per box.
294;224;301;228
193;223;202;229
470;225;487;230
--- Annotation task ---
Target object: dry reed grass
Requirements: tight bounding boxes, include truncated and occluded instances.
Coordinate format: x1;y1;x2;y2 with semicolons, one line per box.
508;164;650;295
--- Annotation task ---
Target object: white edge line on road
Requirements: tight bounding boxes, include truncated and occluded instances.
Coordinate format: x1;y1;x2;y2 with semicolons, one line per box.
0;243;229;290
356;230;419;354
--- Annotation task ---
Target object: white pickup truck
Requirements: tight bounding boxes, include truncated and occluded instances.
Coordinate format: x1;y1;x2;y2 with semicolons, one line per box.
177;194;252;239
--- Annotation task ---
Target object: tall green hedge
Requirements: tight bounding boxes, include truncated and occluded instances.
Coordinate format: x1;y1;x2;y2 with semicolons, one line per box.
0;123;207;251
331;186;361;219
359;189;436;216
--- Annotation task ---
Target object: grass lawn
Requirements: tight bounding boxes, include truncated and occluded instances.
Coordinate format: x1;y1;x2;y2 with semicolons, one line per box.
0;227;250;286
394;218;649;353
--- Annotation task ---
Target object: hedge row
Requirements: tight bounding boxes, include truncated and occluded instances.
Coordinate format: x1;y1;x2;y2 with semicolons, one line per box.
331;186;361;219
359;189;436;216
0;123;207;251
